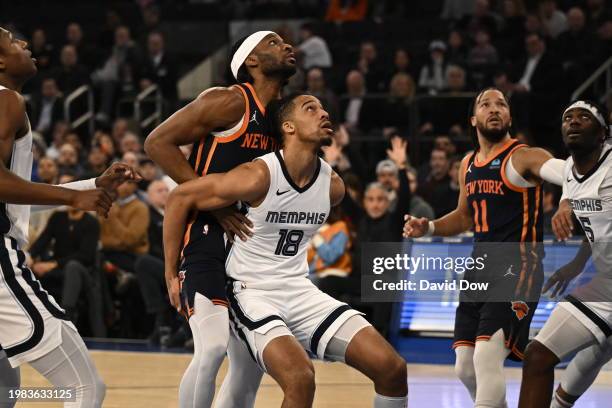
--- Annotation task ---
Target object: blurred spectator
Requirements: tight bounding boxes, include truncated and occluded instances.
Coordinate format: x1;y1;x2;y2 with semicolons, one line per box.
375;159;399;211
99;179;149;273
57;143;84;177
83;145;110;179
97;9;122;51
297;23;332;70
383;73;414;129
30;28;54;72
92;25;142;122
120;132;143;155
417;148;455;217
46;121;70;159
441;0;476;21
30;77;64;139
325;0;368;22
468;29;499;67
554;7;599;89
392;48;417;79
322;125;353;174
37;156;59;185
66;22;99;70
307;205;352;297
406;168;435;219
524;13;545;37
457;0;500;40
122;151;140;171
93;130;118;159
135;179;171;344
586;0;612;29
448;157;461;203
50;45;90;96
63;132;86;164
446;30;469;67
498;0;526;61
139;31;178;101
112;118;130;145
138;4;162;43
306;68;339;122
511;32;561;95
28;157;60;244
538;0;567;39
418;40;450;95
138;158;159;192
29;173;104;335
340;70;368;131
598;21;612;64
420;66;471;135
356;41;387;92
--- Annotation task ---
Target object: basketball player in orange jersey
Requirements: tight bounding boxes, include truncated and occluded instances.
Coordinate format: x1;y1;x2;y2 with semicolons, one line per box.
0;26;139;408
403;88;565;408
145;31;295;407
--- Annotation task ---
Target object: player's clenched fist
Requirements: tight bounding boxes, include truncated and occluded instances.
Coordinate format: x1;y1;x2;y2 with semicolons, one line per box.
403;214;431;238
70;188;113;217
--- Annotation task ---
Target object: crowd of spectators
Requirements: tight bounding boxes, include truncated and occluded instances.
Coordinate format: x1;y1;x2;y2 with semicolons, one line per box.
10;0;611;343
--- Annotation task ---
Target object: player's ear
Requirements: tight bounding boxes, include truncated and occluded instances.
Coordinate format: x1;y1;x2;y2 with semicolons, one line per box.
282;120;295;135
244;54;258;70
470;115;477;127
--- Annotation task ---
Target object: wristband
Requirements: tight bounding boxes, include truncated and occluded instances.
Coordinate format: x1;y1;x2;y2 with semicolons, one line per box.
424;221;435;237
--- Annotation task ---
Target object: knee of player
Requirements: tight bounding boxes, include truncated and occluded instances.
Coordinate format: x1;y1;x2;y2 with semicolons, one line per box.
454;358;475;381
523;341;558;373
284;363;316;393
375;353;408;390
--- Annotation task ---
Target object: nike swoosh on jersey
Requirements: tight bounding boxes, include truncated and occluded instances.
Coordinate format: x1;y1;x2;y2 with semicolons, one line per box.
276;189;290;196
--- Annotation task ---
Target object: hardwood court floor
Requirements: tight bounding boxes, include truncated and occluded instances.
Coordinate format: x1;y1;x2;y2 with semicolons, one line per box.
17;350;612;407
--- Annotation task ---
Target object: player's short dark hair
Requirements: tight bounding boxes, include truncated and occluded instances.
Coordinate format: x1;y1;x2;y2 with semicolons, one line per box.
468;87;512;148
228;36;254;84
266;93;304;142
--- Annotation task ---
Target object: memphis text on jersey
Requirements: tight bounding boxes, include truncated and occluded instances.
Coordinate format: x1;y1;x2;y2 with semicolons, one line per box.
569;198;603;212
265;211;327;225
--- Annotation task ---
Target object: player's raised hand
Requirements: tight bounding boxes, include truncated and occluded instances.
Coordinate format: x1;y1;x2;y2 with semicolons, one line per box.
403;214;430;238
387;136;408;168
322;137;342;165
96;162;142;198
211;206;253;243
552;199;574;241
543;261;584;297
70;188;113;217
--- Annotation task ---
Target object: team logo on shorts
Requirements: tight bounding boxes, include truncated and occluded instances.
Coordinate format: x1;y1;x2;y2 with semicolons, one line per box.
511;301;529;320
203;224;209;235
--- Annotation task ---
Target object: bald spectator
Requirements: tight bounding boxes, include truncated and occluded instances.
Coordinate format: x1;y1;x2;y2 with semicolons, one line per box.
383;72;414;129
120;132;142;155
297;23;332;70
340;70;366;130
538;0;567;39
135;179;171;344
555;7;599;88
356;41;387;92
306;68;339;122
50;44;90;95
66;22;99;69
139;31;178;101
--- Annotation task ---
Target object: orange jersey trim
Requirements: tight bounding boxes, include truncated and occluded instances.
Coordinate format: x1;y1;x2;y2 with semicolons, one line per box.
244;82;266;114
473;138;515;168
215;86;250;144
452;340;476;349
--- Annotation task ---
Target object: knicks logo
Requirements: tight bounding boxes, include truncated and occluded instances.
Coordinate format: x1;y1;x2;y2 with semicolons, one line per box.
511;301;529;320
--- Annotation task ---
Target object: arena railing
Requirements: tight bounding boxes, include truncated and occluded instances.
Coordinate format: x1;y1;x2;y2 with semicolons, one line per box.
134;84;163;132
64;85;95;136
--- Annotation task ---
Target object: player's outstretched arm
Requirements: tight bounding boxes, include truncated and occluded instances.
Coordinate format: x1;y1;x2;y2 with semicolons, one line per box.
511;146;565;186
0;90;113;216
144;87;245;184
403;154;473;238
163;160;269;314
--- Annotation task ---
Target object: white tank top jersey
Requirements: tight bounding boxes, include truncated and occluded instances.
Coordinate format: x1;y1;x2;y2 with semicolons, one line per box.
562;145;612;279
226;150;332;285
0;85;33;247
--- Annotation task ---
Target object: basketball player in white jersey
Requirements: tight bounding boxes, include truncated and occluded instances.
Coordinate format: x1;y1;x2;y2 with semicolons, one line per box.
0;27;138;408
163;93;409;408
518;100;612;408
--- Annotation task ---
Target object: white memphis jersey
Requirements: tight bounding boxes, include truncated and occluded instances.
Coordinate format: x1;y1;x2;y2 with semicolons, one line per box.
0;85;32;247
226;150;331;285
563;145;612;286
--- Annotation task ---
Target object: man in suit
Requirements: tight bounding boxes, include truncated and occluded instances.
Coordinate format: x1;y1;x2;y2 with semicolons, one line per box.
29;77;64;141
139;31;177;102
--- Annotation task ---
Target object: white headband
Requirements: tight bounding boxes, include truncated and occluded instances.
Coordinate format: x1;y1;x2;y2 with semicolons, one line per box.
230;31;275;80
563;101;607;129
